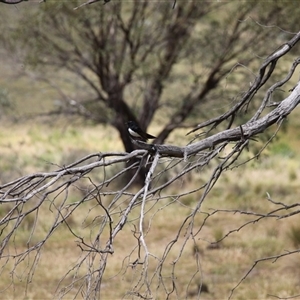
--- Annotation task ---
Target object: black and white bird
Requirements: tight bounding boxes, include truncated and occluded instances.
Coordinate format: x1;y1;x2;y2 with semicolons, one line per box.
126;120;156;142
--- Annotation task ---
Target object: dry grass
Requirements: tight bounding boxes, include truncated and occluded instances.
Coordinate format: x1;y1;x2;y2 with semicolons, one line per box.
0;122;300;299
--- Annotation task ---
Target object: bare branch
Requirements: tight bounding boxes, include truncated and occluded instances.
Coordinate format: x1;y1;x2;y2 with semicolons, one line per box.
187;31;300;135
74;0;110;10
0;0;25;4
228;249;300;300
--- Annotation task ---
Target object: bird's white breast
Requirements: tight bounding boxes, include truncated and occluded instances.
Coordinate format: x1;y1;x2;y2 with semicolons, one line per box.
128;128;141;137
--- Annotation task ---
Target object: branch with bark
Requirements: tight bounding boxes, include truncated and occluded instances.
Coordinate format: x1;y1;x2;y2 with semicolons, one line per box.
0;73;299;297
0;0;26;4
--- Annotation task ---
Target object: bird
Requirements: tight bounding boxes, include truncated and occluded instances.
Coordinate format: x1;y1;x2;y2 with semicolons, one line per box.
126;120;156;142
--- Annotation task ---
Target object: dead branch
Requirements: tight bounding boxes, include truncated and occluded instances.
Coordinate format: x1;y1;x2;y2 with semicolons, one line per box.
0;76;300;297
133;81;300;158
74;0;110;10
187;31;300;135
0;0;24;4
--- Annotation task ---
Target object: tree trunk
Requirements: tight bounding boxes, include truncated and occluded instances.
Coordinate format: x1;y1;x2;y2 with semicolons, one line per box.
112;103;148;187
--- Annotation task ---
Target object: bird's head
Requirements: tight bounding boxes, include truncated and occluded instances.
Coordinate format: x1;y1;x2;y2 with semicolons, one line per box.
126;121;136;127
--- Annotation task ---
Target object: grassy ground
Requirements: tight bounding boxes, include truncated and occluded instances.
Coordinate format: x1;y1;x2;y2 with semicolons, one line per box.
0;120;300;299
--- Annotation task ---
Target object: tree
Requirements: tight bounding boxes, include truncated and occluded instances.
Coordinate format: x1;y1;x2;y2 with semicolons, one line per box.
2;1;298;148
3;1;299;185
1;28;300;298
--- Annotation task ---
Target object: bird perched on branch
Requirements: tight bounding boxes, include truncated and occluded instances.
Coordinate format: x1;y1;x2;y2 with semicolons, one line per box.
126;121;156;142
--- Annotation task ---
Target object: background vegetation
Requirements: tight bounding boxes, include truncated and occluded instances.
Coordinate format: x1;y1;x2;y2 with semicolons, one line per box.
0;1;300;299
